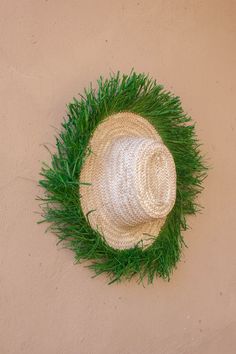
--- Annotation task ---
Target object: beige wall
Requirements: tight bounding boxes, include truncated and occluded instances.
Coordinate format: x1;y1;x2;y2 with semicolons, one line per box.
1;1;236;353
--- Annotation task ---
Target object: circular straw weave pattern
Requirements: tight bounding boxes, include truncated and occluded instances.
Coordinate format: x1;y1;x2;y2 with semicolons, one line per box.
79;112;176;250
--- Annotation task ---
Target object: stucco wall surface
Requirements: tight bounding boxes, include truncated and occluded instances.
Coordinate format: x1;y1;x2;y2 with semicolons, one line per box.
1;1;236;353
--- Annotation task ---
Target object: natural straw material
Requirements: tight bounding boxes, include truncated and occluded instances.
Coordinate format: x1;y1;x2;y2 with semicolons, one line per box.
80;112;176;249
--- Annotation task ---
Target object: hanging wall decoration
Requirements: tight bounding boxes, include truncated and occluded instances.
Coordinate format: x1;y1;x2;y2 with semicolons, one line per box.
39;71;207;283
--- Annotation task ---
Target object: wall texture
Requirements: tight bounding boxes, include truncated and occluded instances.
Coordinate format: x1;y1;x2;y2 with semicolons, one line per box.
1;1;236;353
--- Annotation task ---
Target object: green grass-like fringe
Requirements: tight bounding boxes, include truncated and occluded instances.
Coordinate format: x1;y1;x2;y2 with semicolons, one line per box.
38;71;207;284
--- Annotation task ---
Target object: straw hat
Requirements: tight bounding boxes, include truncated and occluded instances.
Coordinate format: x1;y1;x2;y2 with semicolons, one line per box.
79;112;176;250
40;71;207;283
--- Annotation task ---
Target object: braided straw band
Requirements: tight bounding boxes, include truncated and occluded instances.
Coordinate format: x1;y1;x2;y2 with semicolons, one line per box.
79;112;176;250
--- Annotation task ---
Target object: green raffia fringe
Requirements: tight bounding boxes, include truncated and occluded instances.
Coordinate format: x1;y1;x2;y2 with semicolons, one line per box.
38;71;207;284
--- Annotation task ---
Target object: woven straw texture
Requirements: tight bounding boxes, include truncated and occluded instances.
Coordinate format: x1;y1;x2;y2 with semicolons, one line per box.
79;112;176;250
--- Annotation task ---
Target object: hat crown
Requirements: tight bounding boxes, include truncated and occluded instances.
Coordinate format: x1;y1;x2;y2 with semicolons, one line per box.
99;136;176;228
80;112;177;249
